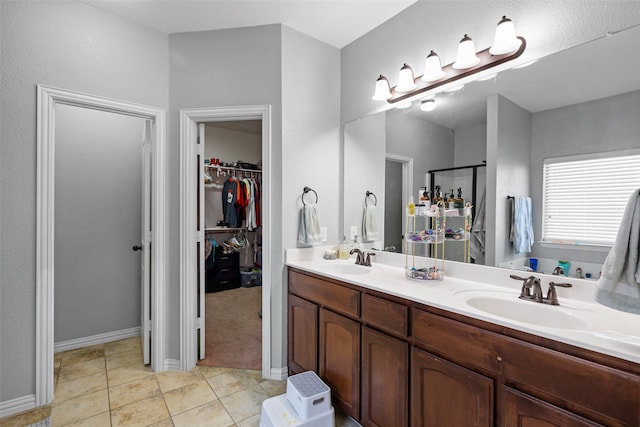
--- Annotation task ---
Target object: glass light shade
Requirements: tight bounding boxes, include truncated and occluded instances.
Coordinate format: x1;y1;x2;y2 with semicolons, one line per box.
452;34;480;69
396;63;417;92
372;75;392;100
420;99;436;112
490;16;521;55
422;51;446;82
395;102;412;109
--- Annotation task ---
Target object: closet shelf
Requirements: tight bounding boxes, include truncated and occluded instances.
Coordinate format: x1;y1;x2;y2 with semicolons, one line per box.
205;227;259;233
205;165;262;174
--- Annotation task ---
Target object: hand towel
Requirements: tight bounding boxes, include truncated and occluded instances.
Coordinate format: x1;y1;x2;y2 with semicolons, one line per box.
362;205;378;242
298;204;322;246
510;196;534;254
595;189;640;314
471;188;486;263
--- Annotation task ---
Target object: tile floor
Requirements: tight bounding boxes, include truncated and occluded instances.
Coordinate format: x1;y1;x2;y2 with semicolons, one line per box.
45;337;360;426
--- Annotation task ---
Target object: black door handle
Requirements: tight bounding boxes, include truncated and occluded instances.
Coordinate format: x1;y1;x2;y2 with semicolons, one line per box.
132;245;142;251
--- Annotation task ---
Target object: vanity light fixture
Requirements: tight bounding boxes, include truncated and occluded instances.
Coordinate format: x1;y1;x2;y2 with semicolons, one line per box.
373;16;526;104
420;99;436;112
396;63;417;92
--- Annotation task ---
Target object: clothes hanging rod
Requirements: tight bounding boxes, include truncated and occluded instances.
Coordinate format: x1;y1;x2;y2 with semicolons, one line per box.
204;165;262;174
428;162;486;174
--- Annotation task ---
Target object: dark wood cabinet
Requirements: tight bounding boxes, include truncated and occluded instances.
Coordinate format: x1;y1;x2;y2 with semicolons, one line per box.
502;387;600;427
411;346;493;427
287;267;640;427
288;294;318;374
361;326;408;427
319;307;361;420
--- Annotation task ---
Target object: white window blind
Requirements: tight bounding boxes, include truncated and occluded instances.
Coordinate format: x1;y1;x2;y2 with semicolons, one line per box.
542;151;640;246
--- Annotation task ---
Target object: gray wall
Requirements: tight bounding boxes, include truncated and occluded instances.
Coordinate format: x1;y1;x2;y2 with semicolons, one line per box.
54;105;144;343
0;1;169;402
530;89;640;264
486;95;532;267
454;122;487;167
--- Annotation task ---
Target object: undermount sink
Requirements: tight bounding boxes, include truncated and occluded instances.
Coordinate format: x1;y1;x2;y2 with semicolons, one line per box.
317;263;374;275
455;290;597;330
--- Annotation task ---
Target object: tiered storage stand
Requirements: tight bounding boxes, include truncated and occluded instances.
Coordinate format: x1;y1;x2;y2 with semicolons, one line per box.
260;371;335;427
405;202;472;280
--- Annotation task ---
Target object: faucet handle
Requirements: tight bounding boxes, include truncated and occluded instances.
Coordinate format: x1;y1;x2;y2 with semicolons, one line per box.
510;274;528;281
546;282;572;305
365;252;376;266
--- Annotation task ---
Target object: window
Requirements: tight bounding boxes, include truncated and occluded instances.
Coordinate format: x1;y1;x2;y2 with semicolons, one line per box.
542;150;640;247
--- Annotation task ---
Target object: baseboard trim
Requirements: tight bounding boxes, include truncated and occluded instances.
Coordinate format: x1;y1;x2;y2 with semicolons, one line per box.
0;394;35;419
54;327;141;353
164;359;181;371
270;366;288;381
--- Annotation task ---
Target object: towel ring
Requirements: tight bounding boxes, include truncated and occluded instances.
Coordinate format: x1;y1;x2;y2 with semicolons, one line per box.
365;191;377;207
302;186;318;206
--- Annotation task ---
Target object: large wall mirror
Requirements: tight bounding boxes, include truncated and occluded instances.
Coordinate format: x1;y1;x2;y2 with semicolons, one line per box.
343;24;640;278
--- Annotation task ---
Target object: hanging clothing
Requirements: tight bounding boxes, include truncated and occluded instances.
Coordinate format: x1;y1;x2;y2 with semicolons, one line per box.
471;188;486;263
222;178;240;227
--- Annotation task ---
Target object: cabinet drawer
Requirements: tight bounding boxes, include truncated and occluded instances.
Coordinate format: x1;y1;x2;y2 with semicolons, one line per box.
362;293;408;337
289;270;359;317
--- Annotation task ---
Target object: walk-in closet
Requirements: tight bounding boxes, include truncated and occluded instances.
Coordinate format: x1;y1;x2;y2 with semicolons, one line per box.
197;120;263;370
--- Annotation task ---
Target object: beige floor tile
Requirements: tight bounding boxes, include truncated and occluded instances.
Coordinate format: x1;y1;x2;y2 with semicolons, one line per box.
58;357;105;382
206;369;261;398
106;363;153;387
106;348;143;370
219;384;269;422
110;394;169;427
60;344;105;367
54;353;63;368
259;379;286;397
146;418;175;427
155;369;205;393
53;371;108;407
171;400;234;427
108;375;161;409
62;411;111;427
50;388;109;426
162;380;217;416
235;413;261;427
335;407;361;426
196;365;234;380
0;405;51;427
104;337;141;356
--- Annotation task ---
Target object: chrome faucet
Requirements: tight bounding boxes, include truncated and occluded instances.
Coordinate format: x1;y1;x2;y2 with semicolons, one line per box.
510;275;573;305
552;266;565;276
350;248;375;266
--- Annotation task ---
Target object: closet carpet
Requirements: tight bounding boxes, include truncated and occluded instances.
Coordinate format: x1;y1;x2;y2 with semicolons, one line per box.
198;286;262;370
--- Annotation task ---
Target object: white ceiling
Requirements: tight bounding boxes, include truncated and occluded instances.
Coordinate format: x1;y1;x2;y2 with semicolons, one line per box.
78;0;417;48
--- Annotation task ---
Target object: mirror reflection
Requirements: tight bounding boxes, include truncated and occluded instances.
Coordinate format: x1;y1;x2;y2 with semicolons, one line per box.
343;24;640;279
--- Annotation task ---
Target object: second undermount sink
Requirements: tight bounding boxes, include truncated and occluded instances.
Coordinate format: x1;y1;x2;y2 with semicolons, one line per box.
455;290;597;330
317;263;374;275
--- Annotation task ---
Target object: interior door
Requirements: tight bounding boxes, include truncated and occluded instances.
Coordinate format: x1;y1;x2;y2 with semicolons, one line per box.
141;120;152;365
197;123;206;359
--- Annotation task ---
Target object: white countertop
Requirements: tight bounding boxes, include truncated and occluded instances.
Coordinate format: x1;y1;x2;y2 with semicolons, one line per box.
286;247;640;365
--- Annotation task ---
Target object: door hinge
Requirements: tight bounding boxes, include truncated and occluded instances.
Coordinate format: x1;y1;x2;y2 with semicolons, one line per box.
197;316;203;329
145;319;152;331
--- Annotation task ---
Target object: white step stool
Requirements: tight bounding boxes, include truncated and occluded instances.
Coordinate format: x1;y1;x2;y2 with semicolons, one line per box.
260;371;335;427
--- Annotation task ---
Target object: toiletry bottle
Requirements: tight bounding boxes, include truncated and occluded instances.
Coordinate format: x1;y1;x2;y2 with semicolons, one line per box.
407;196;416;216
454;187;465;208
338;236;350;259
448;191;455;208
419;187;427;202
423;190;431;208
435;186;442;203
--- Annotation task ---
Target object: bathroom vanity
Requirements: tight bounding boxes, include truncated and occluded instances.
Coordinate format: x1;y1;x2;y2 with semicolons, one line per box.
286;251;640;427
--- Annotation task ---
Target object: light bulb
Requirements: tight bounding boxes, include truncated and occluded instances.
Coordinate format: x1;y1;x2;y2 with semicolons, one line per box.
372;75;392;101
453;34;480;70
422;51;446;82
396;63;417;92
490;16;522;55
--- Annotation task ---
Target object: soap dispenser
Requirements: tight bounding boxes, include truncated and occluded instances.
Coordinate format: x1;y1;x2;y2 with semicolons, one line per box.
338;236;350;259
448;190;455;208
407;196;416;216
454;187;465;209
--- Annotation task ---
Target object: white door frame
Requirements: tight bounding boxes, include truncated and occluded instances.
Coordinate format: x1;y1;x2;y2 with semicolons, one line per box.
179;105;272;379
35;85;167;405
385;153;413;248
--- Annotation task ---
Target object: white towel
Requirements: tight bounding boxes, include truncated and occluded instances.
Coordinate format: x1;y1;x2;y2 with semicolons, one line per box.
471;188;486;263
297;204;322;246
362;205;377;242
510;196;534;254
595;189;640;314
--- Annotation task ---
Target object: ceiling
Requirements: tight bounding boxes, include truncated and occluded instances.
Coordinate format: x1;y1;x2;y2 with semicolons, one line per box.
78;0;417;49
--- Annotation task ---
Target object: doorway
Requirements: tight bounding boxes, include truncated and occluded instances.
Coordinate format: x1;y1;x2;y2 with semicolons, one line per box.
179;105;272;379
35;85;167;405
384;154;413;253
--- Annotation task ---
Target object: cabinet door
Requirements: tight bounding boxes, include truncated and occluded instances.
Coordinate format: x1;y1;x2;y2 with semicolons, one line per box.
320;308;360;420
502;387;600;427
411;347;493;427
362;327;408;427
288;294;318;374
